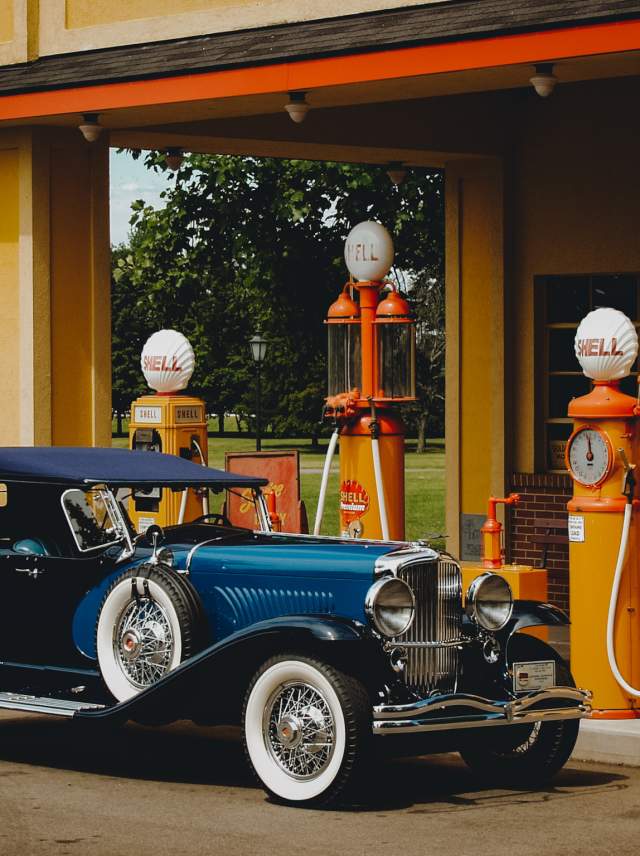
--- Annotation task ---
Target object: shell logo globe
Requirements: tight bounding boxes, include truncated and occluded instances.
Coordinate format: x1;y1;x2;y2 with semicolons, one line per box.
574;308;638;381
344;221;394;282
141;329;195;393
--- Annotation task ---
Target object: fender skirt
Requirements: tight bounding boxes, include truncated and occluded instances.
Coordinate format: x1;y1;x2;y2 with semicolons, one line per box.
76;615;374;724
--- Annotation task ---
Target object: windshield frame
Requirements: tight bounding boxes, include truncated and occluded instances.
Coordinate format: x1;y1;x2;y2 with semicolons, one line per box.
61;486;130;554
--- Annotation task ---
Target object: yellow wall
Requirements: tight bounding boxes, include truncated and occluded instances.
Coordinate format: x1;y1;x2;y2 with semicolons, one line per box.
445;158;505;555
443;77;640;552
0;128;111;448
28;0;446;58
67;0;225;28
0;0;13;42
511;76;640;473
0;148;21;445
50;131;111;446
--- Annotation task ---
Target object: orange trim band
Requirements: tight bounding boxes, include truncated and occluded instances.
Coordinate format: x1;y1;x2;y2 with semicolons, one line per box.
590;709;640;719
1;19;640;121
567;497;640;513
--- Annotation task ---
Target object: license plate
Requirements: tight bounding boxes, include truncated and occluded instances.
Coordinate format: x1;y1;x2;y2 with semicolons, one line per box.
513;660;556;693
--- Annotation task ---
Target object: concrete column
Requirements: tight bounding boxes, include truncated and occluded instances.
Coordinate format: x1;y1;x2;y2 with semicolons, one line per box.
0;127;111;447
445;157;506;558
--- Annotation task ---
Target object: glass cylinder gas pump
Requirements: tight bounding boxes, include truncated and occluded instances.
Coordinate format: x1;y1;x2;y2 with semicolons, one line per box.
318;221;416;541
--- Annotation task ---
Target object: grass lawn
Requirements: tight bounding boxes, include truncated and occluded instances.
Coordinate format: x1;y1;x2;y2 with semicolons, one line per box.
113;430;445;544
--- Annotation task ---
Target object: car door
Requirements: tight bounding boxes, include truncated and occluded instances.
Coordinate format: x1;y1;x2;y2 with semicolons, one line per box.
0;551;109;667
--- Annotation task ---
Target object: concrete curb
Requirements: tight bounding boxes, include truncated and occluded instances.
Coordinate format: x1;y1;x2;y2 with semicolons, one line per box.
573;719;640;767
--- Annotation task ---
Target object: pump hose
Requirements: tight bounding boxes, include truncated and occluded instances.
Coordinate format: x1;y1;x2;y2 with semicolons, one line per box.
606;502;640;698
313;428;339;536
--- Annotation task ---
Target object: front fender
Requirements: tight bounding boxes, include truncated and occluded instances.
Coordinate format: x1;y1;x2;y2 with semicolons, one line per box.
76;615;382;725
503;600;569;637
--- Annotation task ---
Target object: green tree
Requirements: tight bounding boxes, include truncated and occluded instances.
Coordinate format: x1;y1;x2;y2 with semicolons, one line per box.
112;153;444;442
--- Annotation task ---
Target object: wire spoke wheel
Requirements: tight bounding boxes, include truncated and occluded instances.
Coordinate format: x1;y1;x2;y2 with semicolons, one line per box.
243;655;371;806
96;565;204;703
115;598;174;689
263;681;336;780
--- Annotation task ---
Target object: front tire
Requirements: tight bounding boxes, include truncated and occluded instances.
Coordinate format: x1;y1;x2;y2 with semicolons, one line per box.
459;634;580;785
242;654;370;807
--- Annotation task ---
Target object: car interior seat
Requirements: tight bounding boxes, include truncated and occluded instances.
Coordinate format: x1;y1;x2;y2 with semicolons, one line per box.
13;537;58;557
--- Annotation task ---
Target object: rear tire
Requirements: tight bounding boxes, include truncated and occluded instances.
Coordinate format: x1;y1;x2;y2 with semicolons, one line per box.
242;654;371;807
459;634;579;786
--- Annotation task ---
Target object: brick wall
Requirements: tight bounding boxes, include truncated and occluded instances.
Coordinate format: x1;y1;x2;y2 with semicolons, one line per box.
508;473;572;612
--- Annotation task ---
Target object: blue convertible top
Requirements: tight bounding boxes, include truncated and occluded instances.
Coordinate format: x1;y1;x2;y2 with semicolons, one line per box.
0;447;268;489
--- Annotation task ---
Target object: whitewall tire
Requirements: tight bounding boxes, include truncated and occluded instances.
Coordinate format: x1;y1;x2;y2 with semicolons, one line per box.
96;565;201;702
243;654;370;806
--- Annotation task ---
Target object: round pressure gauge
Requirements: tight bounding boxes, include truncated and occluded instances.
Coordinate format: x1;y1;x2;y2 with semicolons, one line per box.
566;426;614;487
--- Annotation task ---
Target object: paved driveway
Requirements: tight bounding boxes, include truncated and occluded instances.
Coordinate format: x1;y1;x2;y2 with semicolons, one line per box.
0;711;637;856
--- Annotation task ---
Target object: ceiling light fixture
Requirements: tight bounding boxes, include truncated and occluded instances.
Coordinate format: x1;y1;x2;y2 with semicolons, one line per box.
284;91;310;124
386;162;408;186
78;113;102;142
165;148;185;170
530;63;557;98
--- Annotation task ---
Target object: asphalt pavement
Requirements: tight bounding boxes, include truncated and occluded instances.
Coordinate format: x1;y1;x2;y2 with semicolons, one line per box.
0;711;638;856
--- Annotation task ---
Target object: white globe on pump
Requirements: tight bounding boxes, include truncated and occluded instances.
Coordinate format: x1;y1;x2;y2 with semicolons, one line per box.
141;329;195;393
344;221;394;282
574;307;638;381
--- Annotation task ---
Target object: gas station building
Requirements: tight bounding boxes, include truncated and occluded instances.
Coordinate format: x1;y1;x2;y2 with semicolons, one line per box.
1;0;640;609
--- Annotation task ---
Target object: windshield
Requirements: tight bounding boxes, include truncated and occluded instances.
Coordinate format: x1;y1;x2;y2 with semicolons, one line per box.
62;488;124;552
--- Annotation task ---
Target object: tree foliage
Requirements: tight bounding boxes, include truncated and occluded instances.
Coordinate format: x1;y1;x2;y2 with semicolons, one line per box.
112;153;444;441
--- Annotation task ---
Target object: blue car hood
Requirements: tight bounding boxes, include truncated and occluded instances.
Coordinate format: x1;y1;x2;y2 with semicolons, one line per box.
187;536;395;581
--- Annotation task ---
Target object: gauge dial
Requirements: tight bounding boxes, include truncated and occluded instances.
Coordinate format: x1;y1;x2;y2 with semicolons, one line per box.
567;427;613;486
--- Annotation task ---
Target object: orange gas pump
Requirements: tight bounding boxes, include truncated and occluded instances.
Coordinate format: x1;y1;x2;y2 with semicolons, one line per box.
314;221;416;541
129;330;209;533
567;307;640;717
480;494;520;569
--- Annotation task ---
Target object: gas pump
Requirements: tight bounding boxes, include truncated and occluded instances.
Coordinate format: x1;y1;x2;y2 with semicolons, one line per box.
314;221;416;541
128;329;209;533
567;307;640;717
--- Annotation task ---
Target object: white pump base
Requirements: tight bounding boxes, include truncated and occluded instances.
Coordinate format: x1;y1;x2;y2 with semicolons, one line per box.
573;718;640;767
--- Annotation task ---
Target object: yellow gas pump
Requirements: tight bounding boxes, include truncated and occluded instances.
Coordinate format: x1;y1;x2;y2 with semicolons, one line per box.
129;329;208;533
567;307;640;718
313;221;416;541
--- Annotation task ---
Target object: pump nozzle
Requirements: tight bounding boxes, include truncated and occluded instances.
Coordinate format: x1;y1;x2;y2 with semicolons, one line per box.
618;448;636;503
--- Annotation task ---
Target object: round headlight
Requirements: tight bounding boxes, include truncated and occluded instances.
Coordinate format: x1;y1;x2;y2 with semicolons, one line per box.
365;576;415;638
466;573;513;632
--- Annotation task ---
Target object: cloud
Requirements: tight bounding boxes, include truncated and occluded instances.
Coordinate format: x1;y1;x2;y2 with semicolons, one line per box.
110;150;172;245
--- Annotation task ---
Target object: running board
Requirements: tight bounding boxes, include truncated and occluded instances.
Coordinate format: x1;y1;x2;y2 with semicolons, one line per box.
0;692;105;717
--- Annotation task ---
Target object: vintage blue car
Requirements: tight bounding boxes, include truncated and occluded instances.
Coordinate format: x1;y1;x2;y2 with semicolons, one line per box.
0;447;590;806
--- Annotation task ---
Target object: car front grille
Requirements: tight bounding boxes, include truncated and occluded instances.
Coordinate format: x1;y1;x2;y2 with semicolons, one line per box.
396;557;463;696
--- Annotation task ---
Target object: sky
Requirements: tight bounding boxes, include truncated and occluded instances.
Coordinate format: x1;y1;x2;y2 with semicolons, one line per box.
110;149;173;246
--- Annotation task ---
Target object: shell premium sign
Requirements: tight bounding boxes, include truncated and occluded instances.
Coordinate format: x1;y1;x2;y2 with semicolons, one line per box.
339;479;370;530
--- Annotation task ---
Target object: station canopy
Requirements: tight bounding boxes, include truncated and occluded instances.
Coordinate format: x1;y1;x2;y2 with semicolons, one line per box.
0;447;268;489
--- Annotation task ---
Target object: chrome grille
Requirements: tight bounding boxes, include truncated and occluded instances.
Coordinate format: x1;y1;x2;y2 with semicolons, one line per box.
396;557;462;696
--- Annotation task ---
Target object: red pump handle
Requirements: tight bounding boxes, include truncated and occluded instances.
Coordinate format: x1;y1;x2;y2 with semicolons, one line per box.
486;493;520;521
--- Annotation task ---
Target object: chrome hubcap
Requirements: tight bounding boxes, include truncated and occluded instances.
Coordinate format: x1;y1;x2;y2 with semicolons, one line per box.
115;598;174;688
263;681;335;779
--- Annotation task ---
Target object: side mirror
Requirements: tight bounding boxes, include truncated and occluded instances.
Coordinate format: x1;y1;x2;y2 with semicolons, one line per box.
145;524;165;563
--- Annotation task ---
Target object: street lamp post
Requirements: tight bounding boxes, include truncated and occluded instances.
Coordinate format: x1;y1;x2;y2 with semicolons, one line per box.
249;332;268;451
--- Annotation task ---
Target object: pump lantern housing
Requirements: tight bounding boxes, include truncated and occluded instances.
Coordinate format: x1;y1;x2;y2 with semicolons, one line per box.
375;287;416;401
326;284;362;397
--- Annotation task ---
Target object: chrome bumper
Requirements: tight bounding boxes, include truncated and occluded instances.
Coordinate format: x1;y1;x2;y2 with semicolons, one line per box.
372;686;592;735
